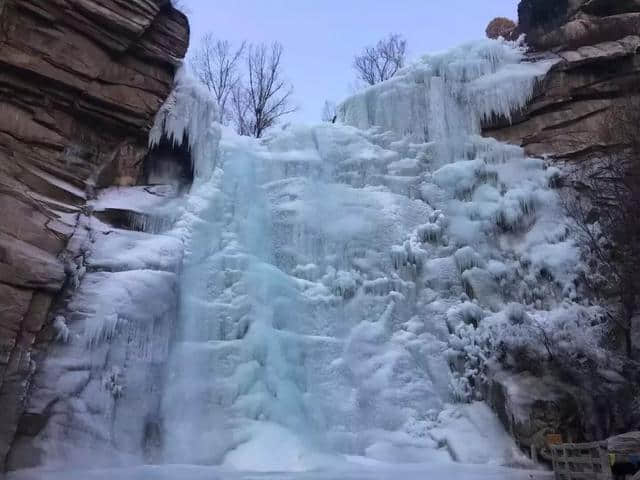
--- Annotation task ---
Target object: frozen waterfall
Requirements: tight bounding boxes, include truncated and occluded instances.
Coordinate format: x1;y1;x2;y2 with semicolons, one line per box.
10;39;569;480
159;39;562;471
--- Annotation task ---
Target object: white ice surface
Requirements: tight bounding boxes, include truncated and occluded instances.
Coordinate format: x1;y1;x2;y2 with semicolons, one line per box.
8;462;552;480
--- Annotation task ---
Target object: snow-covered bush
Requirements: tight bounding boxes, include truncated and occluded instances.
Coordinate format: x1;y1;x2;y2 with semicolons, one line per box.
563;100;640;358
448;302;613;401
448;322;490;401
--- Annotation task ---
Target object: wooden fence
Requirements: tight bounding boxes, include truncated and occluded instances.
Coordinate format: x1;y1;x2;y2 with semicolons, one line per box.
551;441;612;480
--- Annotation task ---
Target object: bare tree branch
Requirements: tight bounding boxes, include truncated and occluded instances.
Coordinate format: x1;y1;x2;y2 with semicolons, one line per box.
191;35;246;124
241;42;297;138
353;34;407;86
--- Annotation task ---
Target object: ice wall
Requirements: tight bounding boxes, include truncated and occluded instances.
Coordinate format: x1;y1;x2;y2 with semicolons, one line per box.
159;39;568;471
150;68;221;182
7;200;184;470
339;39;556;141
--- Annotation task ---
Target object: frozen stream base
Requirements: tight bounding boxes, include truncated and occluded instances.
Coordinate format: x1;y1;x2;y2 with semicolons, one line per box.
9;461;551;480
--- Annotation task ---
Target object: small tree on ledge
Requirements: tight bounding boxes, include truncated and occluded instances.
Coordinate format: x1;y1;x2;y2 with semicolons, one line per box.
353;34;407;86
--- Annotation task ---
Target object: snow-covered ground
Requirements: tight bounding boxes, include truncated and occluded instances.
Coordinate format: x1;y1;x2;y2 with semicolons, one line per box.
9;461;552;480
10;39;572;479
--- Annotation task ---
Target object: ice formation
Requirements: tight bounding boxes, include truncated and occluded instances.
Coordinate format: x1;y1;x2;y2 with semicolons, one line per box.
149;67;221;181
10;39;574;479
158;39;564;472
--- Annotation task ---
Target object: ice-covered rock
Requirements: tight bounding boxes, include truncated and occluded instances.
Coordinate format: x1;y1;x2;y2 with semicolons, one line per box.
8;190;185;470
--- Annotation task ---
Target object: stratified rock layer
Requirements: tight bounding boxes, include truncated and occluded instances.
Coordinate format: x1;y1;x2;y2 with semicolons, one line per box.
0;0;188;467
485;0;640;163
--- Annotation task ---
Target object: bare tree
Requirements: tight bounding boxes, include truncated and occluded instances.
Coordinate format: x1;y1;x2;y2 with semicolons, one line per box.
235;42;297;138
321;100;337;123
230;82;252;136
191;35;246;124
353;34;407;86
564;99;640;357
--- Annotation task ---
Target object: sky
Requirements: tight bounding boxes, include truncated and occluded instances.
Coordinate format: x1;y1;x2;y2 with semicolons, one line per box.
180;0;519;124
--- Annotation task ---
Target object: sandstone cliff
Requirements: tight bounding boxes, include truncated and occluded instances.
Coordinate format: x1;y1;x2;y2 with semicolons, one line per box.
481;0;640;460
0;0;188;468
485;0;640;164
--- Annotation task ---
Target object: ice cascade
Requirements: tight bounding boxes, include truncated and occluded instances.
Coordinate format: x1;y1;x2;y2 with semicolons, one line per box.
154;39;573;472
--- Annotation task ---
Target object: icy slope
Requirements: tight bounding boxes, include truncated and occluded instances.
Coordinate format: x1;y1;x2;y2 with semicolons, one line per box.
158;39;565;471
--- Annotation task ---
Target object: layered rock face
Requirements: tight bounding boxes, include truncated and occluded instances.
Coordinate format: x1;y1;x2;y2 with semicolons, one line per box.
0;0;188;469
481;0;640;459
484;0;640;164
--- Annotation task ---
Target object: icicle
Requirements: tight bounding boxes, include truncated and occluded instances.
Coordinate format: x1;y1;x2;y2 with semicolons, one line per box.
338;38;558;141
149;67;222;182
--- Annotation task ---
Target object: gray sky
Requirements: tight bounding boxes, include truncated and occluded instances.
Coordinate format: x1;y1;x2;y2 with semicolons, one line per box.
181;0;519;124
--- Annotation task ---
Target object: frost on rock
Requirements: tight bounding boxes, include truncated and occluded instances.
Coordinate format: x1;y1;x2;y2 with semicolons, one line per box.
12;204;183;470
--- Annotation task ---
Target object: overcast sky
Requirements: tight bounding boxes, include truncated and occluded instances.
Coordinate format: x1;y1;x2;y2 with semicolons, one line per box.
181;0;519;124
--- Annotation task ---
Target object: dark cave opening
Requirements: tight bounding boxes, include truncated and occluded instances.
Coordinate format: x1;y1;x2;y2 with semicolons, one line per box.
143;135;194;191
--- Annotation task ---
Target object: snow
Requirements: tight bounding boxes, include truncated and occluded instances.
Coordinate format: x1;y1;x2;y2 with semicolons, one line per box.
431;403;535;466
91;185;180;214
9;191;184;469
87;222;183;273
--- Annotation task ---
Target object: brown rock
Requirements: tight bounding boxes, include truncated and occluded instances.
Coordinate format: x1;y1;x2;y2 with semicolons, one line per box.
0;0;189;466
483;36;640;162
518;0;640;51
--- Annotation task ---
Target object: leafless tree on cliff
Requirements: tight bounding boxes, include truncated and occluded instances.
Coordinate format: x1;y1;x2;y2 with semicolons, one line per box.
564;99;640;357
232;42;296;138
353;34;407;86
191;35;246;124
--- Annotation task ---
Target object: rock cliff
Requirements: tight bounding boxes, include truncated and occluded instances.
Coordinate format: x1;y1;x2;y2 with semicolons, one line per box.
482;0;640;459
0;0;188;469
485;0;640;164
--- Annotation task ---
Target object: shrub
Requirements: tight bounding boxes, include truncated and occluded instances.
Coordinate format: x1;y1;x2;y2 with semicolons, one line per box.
485;17;518;40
